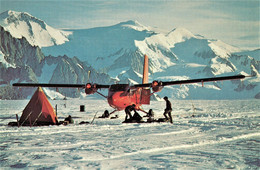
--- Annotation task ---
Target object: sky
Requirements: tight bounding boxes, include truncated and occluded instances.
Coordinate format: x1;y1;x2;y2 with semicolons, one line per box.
0;0;259;49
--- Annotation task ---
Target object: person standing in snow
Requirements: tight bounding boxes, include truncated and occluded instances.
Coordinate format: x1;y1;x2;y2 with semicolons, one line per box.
163;96;173;123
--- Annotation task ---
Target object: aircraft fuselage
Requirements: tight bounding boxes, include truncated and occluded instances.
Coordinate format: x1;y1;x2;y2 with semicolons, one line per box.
107;84;150;111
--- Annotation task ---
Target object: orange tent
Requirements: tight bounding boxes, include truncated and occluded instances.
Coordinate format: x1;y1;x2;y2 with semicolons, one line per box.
19;87;58;126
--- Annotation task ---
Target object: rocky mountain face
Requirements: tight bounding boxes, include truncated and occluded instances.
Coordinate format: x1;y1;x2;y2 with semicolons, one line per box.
0;10;259;99
0;25;43;99
0;25;113;99
45;55;114;97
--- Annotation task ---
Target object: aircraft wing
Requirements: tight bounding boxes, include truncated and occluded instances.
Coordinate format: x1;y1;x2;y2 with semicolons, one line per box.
13;83;110;89
132;74;246;88
13;75;246;89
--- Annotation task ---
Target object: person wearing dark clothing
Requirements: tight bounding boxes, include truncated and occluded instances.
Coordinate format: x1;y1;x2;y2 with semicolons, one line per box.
163;96;173;123
64;115;74;124
147;109;155;122
125;104;136;122
148;109;154;117
104;110;109;117
100;110;109;118
132;112;142;122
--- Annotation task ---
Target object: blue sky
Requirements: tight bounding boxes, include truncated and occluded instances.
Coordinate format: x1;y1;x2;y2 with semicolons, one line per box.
1;0;259;49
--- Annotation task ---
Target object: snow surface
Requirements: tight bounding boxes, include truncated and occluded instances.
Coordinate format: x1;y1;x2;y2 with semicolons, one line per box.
0;98;259;169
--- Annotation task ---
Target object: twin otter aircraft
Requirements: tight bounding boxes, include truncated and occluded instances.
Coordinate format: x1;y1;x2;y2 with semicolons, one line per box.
13;55;245;114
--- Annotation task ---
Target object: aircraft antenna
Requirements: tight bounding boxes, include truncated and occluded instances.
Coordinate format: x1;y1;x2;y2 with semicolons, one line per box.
88;70;91;83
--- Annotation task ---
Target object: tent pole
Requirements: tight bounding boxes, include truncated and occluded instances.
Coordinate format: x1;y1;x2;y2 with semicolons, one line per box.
29;116;32;127
16;114;20;127
32;112;43;126
20;111;33;126
55;104;58;116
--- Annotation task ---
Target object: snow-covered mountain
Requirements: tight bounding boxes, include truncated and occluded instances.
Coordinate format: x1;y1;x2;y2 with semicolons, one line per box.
0;10;72;47
41;18;259;99
0;10;259;99
0;25;113;99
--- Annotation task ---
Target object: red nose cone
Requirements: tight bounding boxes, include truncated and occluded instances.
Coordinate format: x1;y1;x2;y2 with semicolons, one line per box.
86;84;91;89
152;81;158;87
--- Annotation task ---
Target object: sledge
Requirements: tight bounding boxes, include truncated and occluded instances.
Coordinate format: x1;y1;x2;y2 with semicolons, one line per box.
122;117;171;124
8;122;19;126
122;119;146;123
8;121;60;127
98;116;109;119
79;121;90;125
110;115;119;119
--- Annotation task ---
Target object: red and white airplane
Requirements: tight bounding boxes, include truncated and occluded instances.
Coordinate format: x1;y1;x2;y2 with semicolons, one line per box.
13;55;245;114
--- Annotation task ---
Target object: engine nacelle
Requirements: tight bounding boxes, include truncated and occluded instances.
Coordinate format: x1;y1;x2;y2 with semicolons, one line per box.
151;81;163;92
85;83;97;94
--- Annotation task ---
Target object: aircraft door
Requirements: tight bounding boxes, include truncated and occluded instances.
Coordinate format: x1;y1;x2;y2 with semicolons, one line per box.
140;89;150;104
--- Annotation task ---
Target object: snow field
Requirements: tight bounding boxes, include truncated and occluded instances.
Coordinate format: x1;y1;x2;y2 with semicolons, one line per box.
0;99;259;169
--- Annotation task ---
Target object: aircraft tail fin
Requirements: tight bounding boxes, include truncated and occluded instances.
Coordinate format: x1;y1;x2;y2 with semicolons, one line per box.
142;54;149;84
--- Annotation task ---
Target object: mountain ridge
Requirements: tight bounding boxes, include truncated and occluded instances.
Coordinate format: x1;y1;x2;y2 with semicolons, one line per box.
0;10;259;99
0;10;72;47
0;24;114;99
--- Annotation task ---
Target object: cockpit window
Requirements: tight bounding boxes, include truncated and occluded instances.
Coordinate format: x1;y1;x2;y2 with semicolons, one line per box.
109;84;129;92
